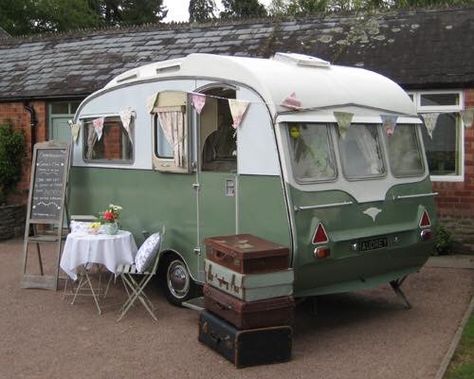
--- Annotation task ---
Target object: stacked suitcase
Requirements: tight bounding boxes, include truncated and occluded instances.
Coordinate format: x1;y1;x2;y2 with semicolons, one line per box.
198;234;295;368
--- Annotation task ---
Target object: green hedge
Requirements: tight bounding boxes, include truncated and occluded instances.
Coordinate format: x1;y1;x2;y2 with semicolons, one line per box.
0;124;25;204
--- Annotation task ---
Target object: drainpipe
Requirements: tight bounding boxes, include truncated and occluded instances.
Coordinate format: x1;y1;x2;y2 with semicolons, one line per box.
23;101;37;157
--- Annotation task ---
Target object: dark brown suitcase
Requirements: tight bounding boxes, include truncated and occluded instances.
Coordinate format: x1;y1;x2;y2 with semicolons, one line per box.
203;284;294;329
205;234;289;274
199;310;292;368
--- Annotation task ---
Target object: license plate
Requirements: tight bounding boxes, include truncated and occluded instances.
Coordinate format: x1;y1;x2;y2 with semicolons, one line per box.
359;237;388;251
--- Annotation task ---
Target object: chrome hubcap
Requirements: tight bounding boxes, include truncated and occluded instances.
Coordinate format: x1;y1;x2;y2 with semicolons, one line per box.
167;260;190;299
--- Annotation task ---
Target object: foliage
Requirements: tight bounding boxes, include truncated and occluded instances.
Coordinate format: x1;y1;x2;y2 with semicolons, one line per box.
445;315;474;379
189;0;217;23
0;0;167;36
434;224;452;255
0;124;25;205
220;0;267;19
267;0;473;16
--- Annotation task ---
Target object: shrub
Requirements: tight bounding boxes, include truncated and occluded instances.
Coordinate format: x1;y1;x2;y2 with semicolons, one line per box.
0;124;25;205
434;224;453;255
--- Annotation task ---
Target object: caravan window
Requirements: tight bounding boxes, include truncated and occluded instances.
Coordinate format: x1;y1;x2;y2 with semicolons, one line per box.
83;116;133;162
287;123;337;182
387;124;424;177
338;124;385;179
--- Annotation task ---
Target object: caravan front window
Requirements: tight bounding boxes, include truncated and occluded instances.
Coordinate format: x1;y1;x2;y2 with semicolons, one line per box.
82;116;133;162
287;123;337;182
387;124;424;177
338;124;385;179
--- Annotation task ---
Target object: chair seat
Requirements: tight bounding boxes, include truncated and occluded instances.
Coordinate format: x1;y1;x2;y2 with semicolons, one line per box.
117;263;153;275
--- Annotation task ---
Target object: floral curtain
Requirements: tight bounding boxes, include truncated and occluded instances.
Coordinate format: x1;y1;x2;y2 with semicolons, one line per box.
157;110;185;167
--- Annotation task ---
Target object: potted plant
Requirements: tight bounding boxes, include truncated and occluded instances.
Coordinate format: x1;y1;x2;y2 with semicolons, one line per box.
0;123;25;240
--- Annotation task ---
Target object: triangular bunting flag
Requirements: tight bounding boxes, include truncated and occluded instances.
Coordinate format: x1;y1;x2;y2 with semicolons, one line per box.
228;99;250;129
70;121;81;143
191;93;206;115
146;93;158;113
280;92;302;110
93;117;105;141
119;107;135;143
334;111;354;139
461;109;474;128
381;115;398;137
421;113;440;138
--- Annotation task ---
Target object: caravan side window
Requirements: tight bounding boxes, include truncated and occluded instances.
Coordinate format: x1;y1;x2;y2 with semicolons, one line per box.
287;123;337;182
83;116;133;162
387;124;424;177
152;91;190;173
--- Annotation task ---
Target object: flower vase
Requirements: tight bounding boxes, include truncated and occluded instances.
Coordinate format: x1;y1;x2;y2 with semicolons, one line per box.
103;222;119;235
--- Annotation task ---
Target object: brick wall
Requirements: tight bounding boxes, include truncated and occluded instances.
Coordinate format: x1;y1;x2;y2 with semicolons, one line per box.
0;101;47;205
433;89;474;252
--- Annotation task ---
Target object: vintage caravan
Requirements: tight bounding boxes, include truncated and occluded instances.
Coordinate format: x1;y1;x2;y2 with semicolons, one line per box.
70;53;436;305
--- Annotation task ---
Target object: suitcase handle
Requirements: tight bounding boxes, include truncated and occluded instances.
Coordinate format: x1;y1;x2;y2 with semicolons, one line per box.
214;250;226;261
215;300;232;311
209;331;221;344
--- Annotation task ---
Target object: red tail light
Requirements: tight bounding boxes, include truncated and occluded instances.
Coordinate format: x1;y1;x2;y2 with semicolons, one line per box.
312;223;329;245
419;210;431;228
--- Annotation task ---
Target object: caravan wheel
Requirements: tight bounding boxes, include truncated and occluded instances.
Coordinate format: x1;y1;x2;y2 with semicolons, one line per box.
161;255;196;306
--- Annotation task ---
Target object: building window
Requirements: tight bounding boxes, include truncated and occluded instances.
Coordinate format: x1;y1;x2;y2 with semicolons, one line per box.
409;91;464;181
48;101;81;142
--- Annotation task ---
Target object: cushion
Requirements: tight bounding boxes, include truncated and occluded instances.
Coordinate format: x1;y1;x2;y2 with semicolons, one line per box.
70;221;92;234
135;232;162;273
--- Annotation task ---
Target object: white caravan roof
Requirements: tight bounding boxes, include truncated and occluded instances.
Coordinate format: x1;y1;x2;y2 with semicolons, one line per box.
104;53;416;117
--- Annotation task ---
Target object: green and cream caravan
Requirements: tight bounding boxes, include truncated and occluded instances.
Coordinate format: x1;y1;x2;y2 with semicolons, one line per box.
70;53;436;305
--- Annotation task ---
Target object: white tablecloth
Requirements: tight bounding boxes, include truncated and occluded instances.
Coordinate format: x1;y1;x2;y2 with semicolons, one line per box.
60;230;138;280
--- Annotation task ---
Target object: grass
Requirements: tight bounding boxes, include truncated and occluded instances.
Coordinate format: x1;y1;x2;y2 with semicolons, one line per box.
445;314;474;379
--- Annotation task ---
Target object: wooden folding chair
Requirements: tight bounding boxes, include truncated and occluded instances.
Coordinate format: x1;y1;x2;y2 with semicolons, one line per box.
116;226;164;322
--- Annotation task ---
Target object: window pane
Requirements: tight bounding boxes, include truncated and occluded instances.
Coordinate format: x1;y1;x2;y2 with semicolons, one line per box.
421;113;460;175
70;102;80;114
387;124;424;177
338;124;385;179
287;123;336;182
83;117;133;162
155;114;173;158
50;102;69;114
420;93;459;106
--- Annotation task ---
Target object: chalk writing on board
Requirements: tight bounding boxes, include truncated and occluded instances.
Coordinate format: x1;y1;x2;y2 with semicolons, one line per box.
30;149;67;221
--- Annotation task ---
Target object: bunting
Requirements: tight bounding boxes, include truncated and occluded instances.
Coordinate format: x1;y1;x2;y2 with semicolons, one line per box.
228;99;250;129
146;93;158;113
280;92;302;110
421;113;440;138
70;121;82;143
92;117;105;141
381;115;398;137
119;106;135;143
191;93;206;114
334;111;354;139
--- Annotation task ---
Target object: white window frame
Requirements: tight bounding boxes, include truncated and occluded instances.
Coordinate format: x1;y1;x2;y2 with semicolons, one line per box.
408;90;465;182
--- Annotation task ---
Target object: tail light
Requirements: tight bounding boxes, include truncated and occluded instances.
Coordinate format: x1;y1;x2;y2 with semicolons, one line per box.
312;223;330;259
419;210;432;241
419;210;431;228
312;223;329;244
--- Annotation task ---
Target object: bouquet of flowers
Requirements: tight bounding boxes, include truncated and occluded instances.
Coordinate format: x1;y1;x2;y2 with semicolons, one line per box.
99;203;122;224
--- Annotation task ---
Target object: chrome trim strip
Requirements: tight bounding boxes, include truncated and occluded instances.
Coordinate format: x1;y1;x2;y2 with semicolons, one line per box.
294;201;354;212
393;192;438;200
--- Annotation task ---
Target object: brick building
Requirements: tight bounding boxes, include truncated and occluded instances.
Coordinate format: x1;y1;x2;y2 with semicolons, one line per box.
0;6;473;248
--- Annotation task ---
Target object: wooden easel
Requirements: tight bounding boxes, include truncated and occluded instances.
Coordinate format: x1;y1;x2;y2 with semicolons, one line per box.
21;141;71;290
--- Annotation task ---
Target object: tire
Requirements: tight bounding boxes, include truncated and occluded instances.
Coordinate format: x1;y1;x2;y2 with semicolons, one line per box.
160;254;197;306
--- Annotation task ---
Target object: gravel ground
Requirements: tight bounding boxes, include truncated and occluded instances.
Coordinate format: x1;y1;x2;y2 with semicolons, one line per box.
2;238;473;379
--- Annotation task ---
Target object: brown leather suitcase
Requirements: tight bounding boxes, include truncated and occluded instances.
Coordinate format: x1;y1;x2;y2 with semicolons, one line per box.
199;310;292;368
203;284;294;329
205;234;289;274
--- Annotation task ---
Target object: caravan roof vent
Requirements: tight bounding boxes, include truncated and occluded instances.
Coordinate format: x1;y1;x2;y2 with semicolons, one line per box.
116;72;138;83
273;52;330;68
156;64;181;75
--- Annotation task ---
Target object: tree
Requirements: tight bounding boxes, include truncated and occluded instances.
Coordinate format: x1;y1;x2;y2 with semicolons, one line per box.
0;0;168;36
189;0;217;23
220;0;267;19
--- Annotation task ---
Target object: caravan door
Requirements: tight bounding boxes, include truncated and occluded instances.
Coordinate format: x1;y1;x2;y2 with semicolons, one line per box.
195;89;238;280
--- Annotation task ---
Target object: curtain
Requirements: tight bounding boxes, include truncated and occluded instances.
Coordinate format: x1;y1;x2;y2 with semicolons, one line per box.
353;126;383;174
86;122;98;160
157;110;185;167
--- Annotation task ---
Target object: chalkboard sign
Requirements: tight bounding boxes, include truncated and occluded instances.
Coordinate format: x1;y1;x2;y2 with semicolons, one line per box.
28;142;70;223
